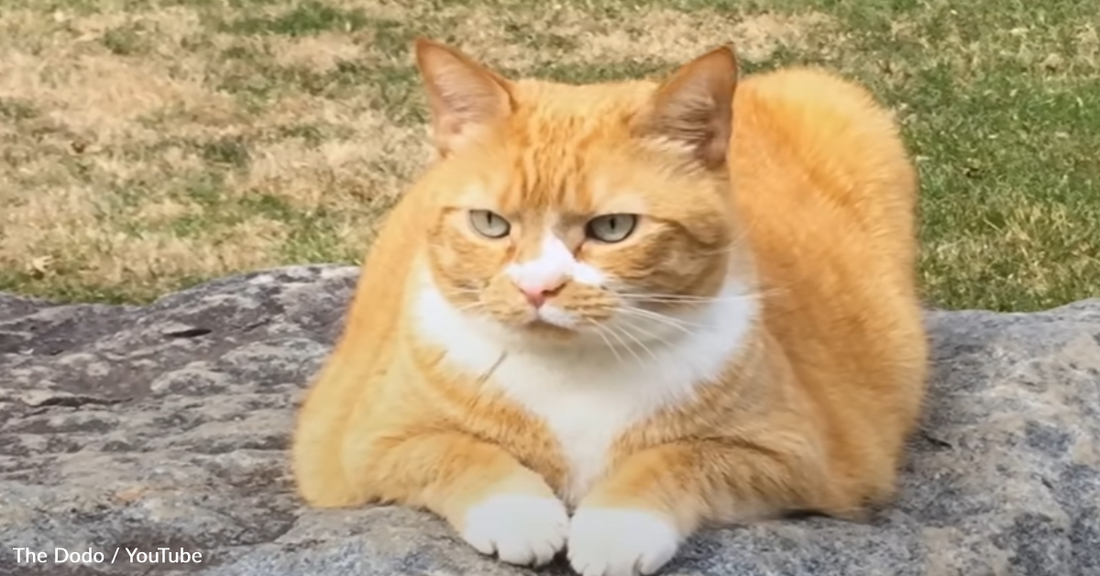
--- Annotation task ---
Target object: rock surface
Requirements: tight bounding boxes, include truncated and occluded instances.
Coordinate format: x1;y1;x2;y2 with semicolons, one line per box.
1;264;1098;576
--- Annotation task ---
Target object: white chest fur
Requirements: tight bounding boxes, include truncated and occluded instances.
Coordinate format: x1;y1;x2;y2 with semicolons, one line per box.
411;274;757;505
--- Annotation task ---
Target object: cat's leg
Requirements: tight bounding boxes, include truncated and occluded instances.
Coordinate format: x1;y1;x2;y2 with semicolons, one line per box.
348;431;570;567
566;439;834;576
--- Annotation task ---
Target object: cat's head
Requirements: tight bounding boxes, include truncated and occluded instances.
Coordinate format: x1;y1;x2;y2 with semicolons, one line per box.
412;38;751;347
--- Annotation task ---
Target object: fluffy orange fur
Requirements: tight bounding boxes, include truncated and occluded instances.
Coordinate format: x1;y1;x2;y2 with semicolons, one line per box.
291;38;928;576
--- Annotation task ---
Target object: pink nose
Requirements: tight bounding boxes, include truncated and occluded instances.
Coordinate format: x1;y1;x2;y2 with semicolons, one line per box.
516;278;566;308
521;287;551;308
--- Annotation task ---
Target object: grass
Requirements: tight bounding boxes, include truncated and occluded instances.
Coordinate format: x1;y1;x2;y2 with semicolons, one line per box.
0;0;1096;311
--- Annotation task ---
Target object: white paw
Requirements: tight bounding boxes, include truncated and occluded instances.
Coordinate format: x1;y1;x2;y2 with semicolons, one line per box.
461;494;570;566
567;507;681;576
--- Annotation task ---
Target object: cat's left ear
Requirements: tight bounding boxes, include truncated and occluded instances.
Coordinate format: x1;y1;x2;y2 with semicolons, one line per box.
636;44;739;169
413;38;515;156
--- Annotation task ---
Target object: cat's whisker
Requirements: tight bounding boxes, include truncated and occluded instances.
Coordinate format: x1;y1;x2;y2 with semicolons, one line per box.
616;307;698;332
623;295;749;304
455;301;486;314
617;315;674;348
616;305;708;331
616;294;721;301
616;288;786;307
612;317;663;364
599;320;647;365
616;288;780;302
616;312;699;340
585;319;625;366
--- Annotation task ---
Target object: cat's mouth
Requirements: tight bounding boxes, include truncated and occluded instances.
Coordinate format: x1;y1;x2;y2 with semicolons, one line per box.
501;304;582;341
522;318;574;337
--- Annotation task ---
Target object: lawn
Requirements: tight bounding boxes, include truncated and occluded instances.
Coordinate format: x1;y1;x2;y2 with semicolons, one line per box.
0;0;1097;311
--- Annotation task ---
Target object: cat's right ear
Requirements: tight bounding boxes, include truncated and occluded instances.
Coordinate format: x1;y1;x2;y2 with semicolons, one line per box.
635;44;738;170
414;38;515;156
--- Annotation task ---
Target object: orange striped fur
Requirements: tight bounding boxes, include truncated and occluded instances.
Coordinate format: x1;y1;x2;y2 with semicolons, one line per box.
291;38;928;576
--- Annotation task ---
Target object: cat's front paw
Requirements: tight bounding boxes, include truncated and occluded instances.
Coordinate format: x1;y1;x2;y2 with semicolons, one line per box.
567;507;681;576
461;493;570;566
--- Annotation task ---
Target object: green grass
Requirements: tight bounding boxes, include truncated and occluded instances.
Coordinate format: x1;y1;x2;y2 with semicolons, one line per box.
0;0;1096;310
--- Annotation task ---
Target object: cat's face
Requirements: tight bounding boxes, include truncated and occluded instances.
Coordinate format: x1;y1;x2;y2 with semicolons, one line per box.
414;40;743;346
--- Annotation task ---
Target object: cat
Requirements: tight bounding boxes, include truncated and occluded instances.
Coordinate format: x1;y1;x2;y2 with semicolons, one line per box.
291;37;928;576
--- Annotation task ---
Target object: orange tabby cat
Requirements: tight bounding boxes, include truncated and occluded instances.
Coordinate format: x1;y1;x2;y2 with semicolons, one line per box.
291;37;928;576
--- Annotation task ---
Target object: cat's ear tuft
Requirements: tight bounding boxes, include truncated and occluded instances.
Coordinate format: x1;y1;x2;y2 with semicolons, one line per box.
637;44;738;169
414;38;514;156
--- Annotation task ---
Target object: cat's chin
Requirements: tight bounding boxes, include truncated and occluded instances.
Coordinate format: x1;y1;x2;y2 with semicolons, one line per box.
494;315;581;344
501;319;638;355
491;318;627;353
516;319;578;341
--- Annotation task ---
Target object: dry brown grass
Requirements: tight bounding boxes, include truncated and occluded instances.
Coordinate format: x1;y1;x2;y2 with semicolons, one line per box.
1;0;1097;310
0;0;831;303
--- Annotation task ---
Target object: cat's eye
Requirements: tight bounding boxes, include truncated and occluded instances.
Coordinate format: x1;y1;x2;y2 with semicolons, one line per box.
585;214;637;243
468;209;511;239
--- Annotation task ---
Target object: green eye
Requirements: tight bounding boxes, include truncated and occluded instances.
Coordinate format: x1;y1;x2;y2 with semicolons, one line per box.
468;209;511;239
585;214;637;243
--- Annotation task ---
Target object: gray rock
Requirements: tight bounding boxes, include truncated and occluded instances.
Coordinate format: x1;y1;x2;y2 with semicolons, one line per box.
1;264;1097;576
